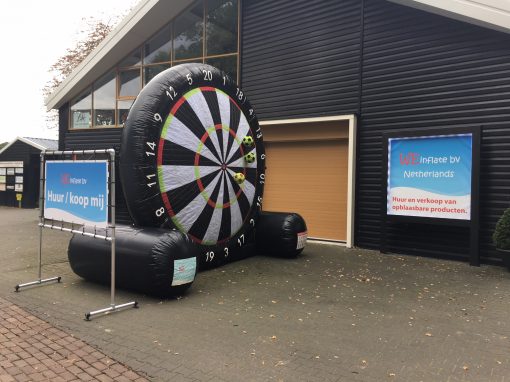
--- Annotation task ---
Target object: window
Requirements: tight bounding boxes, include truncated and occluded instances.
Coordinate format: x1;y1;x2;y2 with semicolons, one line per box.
71;89;92;129
174;2;204;61
93;72;116;127
119;70;141;98
206;55;237;80
69;0;240;130
119;48;142;67
145;24;172;64
144;63;171;85
117;100;134;126
206;0;238;56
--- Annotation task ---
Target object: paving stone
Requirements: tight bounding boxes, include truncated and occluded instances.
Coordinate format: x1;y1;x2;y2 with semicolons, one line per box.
3;207;510;381
0;297;147;381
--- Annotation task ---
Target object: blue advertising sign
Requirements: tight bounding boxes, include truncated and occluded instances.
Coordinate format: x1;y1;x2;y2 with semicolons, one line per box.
387;134;472;220
44;161;109;227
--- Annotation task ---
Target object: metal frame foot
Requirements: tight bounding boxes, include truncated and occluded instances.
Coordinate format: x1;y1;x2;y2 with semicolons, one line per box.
15;276;62;292
85;301;138;321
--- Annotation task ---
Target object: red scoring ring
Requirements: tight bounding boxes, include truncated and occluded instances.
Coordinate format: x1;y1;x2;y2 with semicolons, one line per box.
156;85;259;245
157;87;253;217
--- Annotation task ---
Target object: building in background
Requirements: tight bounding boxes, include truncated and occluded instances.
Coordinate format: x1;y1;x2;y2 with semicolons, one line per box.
0;137;58;208
45;0;510;264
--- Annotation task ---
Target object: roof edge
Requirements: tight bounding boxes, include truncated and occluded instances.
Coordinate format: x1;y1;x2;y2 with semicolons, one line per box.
388;0;510;34
0;137;48;156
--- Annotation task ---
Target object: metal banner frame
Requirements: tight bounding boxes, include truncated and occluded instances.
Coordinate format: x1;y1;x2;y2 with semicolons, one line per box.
15;149;138;320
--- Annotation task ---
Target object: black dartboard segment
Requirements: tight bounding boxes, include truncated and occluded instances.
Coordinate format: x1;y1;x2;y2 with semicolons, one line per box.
120;64;265;268
158;86;258;245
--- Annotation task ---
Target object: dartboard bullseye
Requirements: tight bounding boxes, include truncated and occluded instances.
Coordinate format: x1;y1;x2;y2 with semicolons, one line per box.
120;64;265;269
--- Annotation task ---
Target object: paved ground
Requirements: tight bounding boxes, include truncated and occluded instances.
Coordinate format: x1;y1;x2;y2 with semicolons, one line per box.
0;297;147;382
1;206;510;382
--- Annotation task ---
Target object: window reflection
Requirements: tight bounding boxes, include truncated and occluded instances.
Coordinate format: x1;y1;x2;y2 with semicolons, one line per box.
119;70;141;98
119;48;142;67
145;24;172;64
206;55;237;80
144;64;171;85
206;0;238;56
69;0;241;130
174;2;204;60
93;72;115;127
117;99;134;126
71;89;92;129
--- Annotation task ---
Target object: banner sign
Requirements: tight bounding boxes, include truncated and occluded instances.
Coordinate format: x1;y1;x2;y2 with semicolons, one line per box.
387;134;472;220
44;161;108;227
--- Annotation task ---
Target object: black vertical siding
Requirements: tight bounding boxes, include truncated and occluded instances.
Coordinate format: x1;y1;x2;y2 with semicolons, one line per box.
63;128;133;225
58;0;510;263
0;141;42;208
241;0;362;120
356;0;510;262
58;104;68;151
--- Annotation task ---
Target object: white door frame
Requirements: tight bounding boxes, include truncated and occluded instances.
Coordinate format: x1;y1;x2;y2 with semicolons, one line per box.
259;115;357;248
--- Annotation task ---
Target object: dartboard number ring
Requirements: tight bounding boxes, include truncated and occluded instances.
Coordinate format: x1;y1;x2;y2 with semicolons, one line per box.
120;63;265;257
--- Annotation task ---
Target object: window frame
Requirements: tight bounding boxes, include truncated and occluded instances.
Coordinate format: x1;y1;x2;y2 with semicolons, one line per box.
92;71;116;128
68;0;241;131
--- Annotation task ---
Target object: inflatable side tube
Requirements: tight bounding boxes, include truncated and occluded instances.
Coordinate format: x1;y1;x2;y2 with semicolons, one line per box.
255;211;308;258
68;226;199;297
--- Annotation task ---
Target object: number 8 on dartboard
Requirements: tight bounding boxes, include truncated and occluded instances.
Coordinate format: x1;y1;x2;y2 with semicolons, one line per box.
120;64;265;270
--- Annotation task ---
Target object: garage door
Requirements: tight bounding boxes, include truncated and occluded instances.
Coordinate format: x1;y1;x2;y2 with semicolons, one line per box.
263;139;348;241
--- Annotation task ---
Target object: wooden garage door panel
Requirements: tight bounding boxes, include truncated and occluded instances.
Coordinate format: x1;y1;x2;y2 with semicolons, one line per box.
263;140;348;241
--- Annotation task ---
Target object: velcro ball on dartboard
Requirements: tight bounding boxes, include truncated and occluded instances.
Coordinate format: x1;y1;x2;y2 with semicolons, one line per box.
255;211;308;258
120;63;265;270
68;226;199;297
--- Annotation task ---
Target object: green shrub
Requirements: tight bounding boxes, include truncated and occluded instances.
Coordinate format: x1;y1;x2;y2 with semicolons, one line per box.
493;207;510;250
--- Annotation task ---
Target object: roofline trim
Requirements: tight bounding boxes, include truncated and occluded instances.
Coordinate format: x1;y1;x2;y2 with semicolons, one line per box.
0;137;48;156
388;0;510;34
45;0;510;112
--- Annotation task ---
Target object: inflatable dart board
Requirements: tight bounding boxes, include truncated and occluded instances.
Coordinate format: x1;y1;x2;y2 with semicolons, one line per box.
120;64;265;270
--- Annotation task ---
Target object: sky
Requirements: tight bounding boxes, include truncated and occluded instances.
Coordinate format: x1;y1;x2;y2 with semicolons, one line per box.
0;0;139;144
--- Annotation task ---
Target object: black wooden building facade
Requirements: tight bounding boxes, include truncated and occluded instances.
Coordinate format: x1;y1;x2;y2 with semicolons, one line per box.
54;0;510;264
0;137;58;209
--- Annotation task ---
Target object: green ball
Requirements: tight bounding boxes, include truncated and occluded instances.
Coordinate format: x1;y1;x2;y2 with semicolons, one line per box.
242;136;254;147
234;172;245;184
244;152;256;164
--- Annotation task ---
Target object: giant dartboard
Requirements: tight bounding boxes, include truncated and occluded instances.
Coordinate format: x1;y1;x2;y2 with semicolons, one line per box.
120;64;265;269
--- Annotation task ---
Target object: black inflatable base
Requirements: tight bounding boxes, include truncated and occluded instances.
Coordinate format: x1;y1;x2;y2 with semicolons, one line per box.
67;212;307;297
255;211;308;258
68;226;199;298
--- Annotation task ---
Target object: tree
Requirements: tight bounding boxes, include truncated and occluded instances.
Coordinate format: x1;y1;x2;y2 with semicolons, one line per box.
43;17;121;129
0;142;7;150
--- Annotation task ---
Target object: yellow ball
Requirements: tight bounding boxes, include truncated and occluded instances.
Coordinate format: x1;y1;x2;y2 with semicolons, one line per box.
242;136;254;147
244;152;256;164
234;172;245;184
